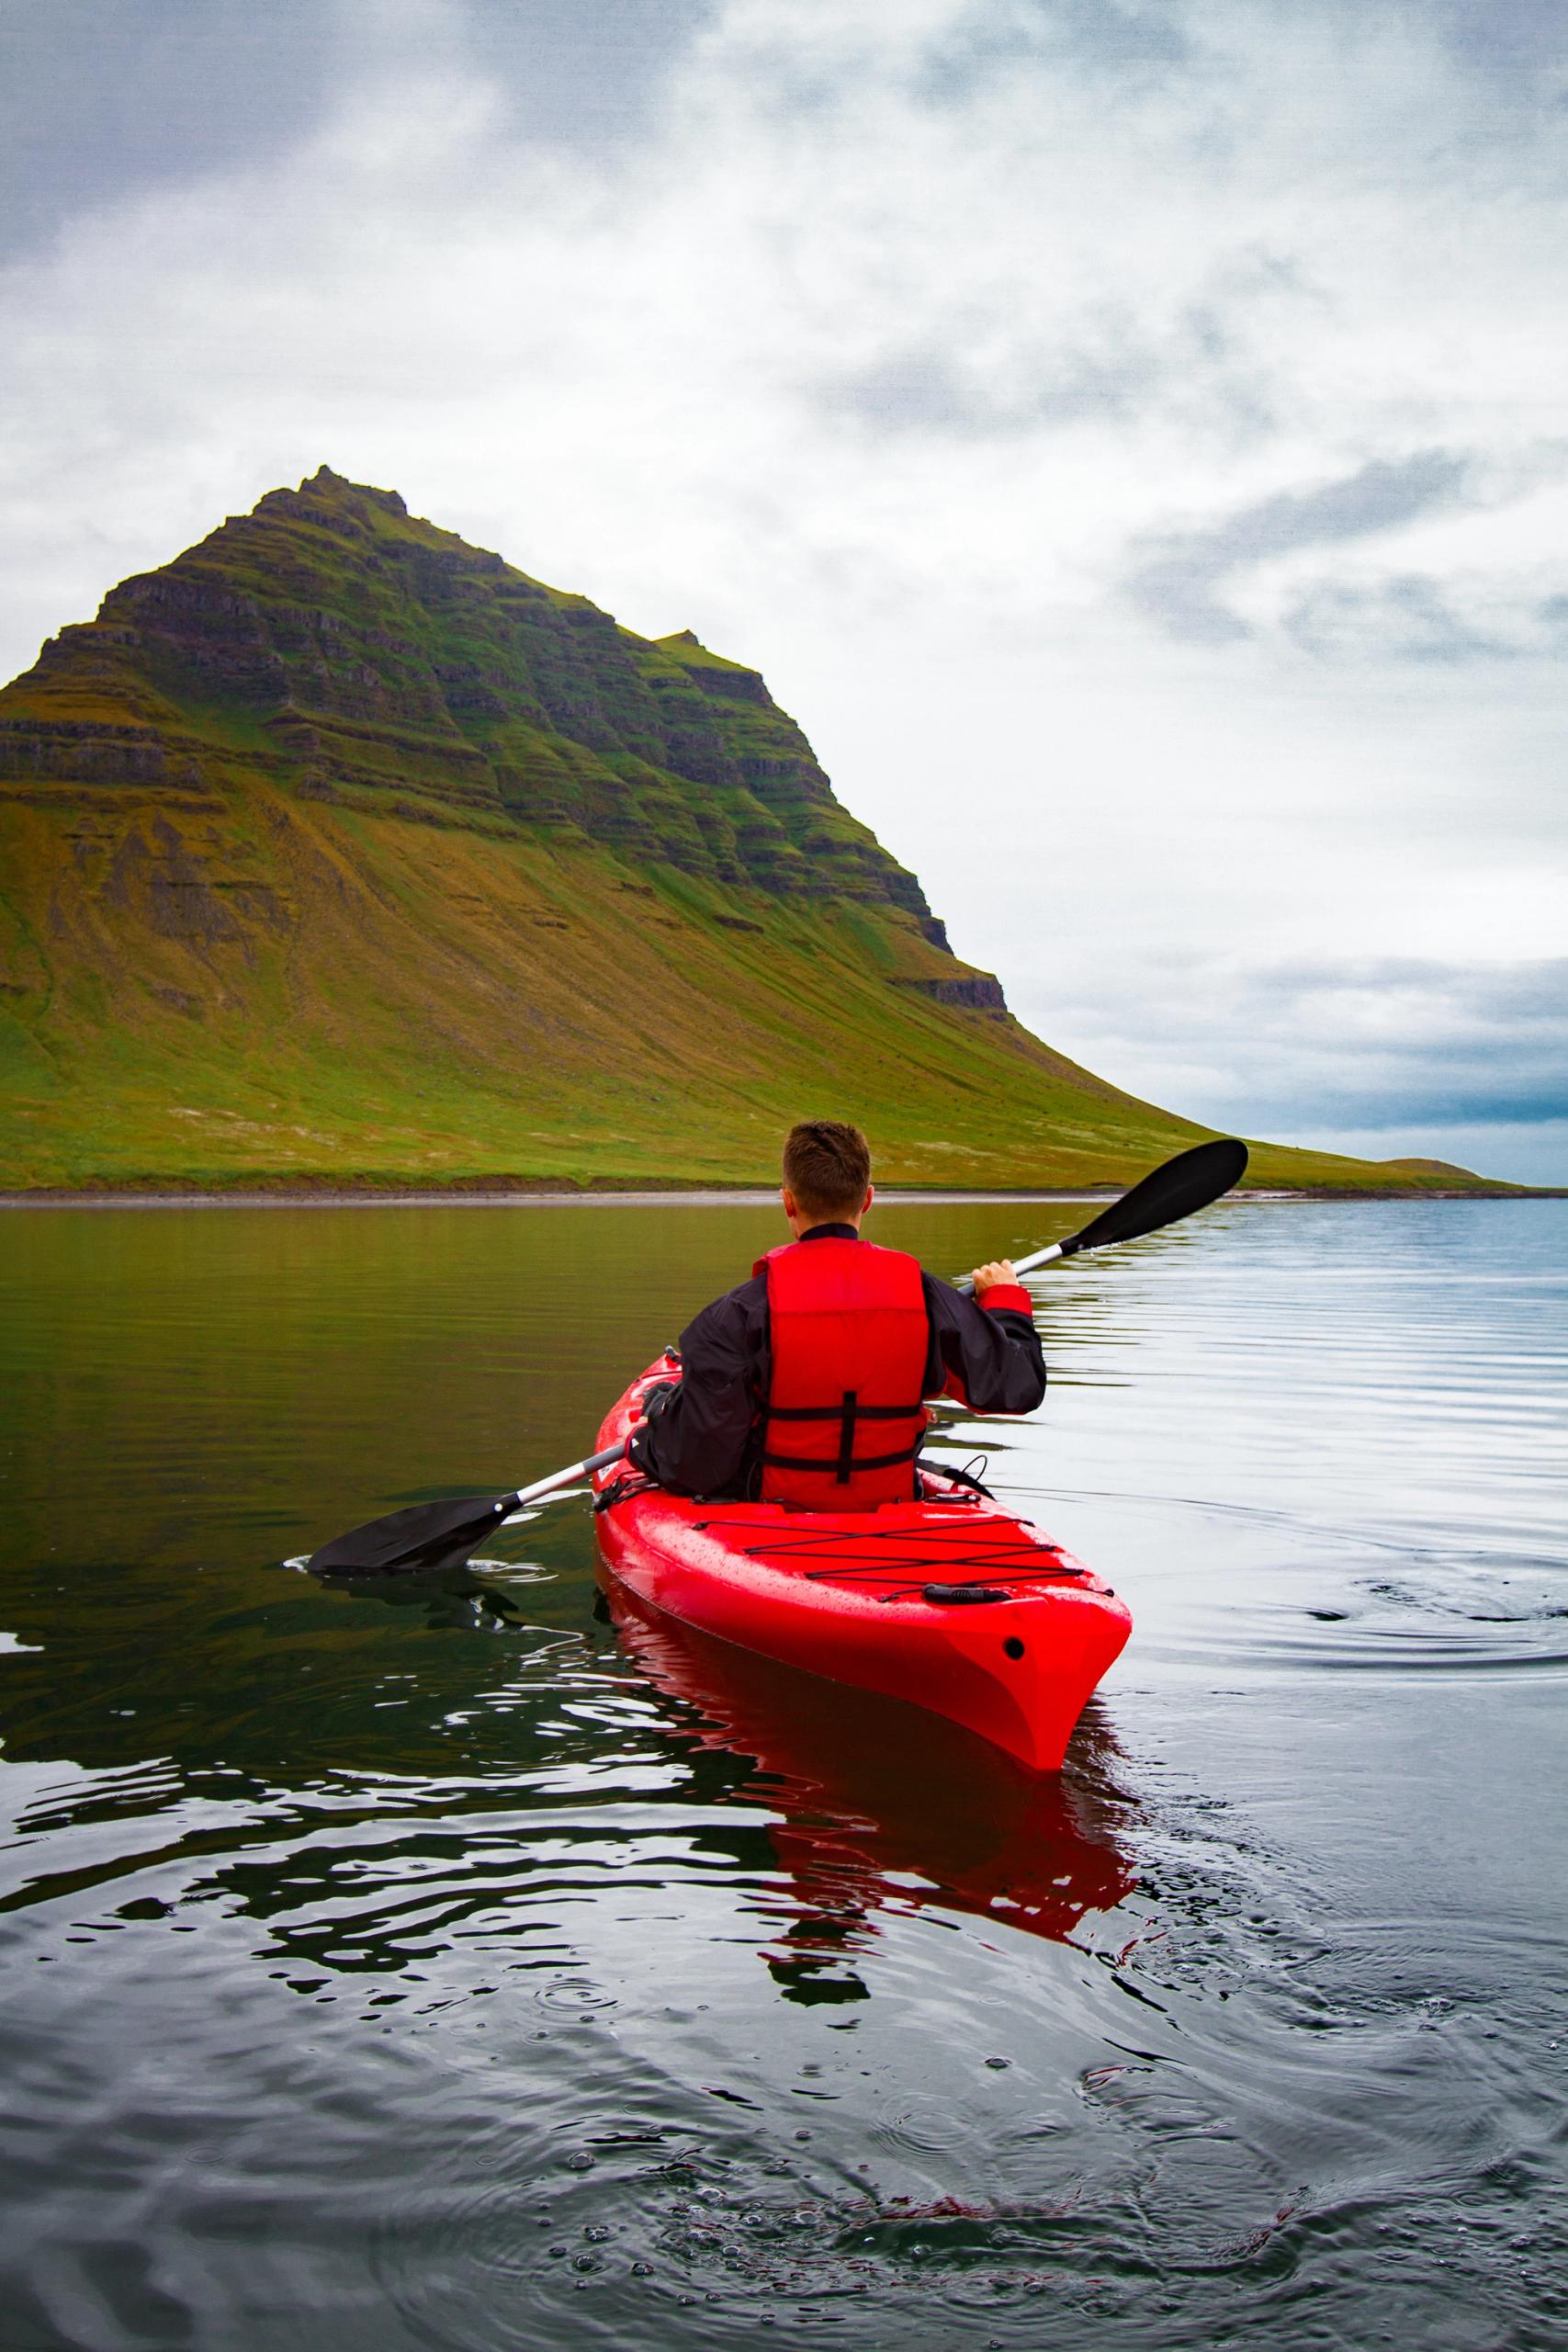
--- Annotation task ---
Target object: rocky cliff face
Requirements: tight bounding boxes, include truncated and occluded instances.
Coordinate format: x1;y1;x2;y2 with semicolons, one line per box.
0;468;956;947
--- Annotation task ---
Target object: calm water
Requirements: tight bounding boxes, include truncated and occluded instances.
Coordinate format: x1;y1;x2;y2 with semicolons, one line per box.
0;1196;1563;2351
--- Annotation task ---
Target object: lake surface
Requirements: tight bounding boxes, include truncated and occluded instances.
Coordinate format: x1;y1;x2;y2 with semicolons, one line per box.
0;1195;1563;2351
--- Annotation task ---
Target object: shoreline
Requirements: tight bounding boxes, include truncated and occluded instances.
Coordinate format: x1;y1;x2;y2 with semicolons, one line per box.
0;1185;1155;1210
0;1183;1551;1210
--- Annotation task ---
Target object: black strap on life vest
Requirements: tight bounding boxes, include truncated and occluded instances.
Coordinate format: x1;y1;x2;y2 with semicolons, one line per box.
760;1387;927;1486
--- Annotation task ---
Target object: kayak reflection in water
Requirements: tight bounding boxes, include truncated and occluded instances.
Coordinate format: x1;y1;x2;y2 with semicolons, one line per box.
630;1119;1046;1506
308;1558;1134;1998
603;1579;1137;2002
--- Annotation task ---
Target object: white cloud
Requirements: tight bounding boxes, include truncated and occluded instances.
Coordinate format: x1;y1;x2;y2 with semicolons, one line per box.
1;0;1564;1183
1025;950;1568;1128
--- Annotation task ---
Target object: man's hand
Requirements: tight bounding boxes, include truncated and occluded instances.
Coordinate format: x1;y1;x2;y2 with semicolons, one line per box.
970;1259;1018;1297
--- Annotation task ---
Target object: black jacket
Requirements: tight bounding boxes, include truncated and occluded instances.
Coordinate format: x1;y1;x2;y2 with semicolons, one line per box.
633;1223;1045;1499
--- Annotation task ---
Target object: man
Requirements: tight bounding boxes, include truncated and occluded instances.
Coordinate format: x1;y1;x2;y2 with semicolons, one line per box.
630;1118;1045;1504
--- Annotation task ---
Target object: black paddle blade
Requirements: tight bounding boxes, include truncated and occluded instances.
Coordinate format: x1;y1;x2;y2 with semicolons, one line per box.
1063;1136;1248;1258
306;1491;513;1577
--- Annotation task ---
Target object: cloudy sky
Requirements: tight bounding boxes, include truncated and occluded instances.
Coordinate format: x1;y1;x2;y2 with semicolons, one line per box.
3;0;1564;1182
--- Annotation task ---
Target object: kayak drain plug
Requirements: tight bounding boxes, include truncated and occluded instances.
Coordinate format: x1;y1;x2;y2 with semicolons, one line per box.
1003;1636;1026;1660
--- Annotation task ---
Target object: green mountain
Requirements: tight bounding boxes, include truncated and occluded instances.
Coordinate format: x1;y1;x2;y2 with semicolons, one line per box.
0;469;1510;1193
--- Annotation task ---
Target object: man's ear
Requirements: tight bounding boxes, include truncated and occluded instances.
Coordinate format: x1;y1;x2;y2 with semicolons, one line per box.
781;1185;797;1221
863;1183;875;1216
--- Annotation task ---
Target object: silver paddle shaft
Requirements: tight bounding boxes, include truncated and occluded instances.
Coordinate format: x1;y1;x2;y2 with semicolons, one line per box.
952;1238;1065;1296
502;1436;630;1522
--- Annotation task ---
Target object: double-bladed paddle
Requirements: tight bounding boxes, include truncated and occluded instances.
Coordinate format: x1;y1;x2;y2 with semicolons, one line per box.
304;1134;1247;1577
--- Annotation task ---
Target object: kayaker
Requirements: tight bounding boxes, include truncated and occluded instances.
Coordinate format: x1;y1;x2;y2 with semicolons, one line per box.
629;1119;1044;1504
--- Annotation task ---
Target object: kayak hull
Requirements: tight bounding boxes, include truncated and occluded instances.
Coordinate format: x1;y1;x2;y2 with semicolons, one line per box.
593;1359;1132;1773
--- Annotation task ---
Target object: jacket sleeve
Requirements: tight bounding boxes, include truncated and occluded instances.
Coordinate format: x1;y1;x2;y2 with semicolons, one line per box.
632;1280;766;1497
921;1273;1046;1414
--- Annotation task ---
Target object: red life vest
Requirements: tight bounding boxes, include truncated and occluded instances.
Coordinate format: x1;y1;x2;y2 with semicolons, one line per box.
753;1237;930;1510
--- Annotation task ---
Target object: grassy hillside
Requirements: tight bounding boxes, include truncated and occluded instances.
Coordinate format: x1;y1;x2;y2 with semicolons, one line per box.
0;470;1516;1193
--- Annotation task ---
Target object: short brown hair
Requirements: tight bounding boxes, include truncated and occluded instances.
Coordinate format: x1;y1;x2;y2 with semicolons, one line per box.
782;1119;872;1217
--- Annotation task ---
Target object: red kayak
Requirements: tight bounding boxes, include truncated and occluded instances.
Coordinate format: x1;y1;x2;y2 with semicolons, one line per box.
592;1357;1132;1773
